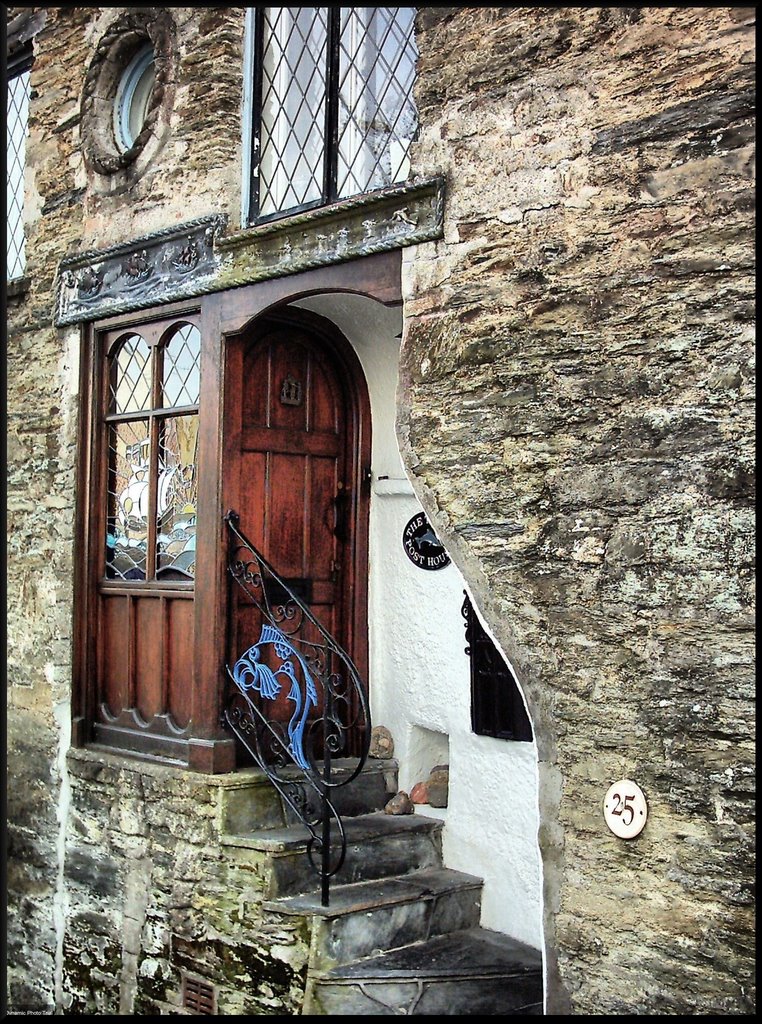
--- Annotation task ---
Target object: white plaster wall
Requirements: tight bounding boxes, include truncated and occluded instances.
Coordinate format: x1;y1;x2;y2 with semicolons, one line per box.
293;294;543;950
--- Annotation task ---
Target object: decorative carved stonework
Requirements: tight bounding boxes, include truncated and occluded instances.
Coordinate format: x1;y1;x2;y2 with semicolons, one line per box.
80;8;177;178
55;179;445;326
123;249;152;283
63;265;103;299
173;239;200;274
56;215;225;325
215;178;446;290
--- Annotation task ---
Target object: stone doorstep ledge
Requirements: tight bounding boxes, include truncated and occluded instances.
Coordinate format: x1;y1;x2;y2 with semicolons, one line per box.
224;810;442;852
263;866;483;919
67;744;394;785
66;743;269;789
54;176;445;326
67;746;401;837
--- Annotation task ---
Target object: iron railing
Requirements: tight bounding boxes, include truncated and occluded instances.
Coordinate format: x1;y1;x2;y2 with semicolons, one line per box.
221;510;370;905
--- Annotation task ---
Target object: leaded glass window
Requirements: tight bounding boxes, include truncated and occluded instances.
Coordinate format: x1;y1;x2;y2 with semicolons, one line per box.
105;322;201;582
7;51;32;281
247;7;418;223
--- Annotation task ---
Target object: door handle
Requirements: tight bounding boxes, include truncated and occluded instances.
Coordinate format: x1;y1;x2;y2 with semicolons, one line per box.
329;484;349;542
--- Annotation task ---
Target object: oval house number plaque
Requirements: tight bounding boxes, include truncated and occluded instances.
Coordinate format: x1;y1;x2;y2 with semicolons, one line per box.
402;513;451;571
603;779;648;839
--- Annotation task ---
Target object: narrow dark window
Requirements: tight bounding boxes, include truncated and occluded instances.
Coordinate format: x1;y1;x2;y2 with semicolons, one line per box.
247;7;418;223
462;593;533;742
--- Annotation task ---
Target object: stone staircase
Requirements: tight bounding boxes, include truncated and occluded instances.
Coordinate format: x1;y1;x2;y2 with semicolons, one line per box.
221;757;544;1015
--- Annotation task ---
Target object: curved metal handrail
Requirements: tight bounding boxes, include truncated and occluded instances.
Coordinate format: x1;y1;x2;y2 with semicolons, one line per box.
221;510;371;905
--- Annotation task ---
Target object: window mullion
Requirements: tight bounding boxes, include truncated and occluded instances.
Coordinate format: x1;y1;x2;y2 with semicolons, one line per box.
323;6;341;204
249;7;265;222
145;347;163;581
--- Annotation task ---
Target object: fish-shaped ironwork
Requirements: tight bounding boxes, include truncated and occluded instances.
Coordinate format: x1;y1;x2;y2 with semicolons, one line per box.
231;622;318;771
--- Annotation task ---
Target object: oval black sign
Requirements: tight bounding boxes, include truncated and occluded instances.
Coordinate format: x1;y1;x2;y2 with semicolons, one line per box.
402;513;451;571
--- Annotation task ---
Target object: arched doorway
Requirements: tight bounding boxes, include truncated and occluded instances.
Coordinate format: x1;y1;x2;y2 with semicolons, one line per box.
222;308;372;758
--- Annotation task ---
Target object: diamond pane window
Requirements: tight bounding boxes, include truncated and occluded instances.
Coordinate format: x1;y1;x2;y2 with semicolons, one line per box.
110;334;153;414
337;7;417;199
7;65;30;280
162;323;201;407
248;7;418;223
260;8;328;217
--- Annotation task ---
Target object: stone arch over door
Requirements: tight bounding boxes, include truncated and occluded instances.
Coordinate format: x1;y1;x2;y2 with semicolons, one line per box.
289;292;546;957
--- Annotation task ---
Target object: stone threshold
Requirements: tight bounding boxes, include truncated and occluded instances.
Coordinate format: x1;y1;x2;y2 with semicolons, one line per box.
221;809;443;851
325;927;543;982
264;865;482;919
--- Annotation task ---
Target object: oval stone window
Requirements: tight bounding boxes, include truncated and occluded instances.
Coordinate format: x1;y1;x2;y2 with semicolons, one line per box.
80;9;175;178
113;43;155;152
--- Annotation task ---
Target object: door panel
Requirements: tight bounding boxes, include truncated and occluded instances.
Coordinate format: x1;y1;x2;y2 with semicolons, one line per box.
227;318;369;760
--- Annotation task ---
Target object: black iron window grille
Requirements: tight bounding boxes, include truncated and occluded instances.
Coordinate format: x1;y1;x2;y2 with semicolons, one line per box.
462;593;533;742
6;45;32;281
247;7;418;224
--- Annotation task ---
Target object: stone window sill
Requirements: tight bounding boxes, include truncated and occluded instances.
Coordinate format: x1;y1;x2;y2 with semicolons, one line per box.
6;275;31;300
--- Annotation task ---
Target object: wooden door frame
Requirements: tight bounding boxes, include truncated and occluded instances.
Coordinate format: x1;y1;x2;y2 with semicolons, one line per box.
191;250;401;772
72;251;401;774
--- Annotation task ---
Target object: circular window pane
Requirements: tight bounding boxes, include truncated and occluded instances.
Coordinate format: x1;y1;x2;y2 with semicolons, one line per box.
114;44;155;151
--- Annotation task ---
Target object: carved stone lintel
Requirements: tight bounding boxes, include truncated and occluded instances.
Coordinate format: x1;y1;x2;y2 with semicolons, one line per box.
56;215;226;325
215;177;445;291
54;178;445;326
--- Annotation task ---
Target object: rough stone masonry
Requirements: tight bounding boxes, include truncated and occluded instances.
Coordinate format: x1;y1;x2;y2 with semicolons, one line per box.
400;5;755;1014
5;4;755;1016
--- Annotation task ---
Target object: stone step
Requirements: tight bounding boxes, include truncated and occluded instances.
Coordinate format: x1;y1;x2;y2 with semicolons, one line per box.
219;757;398;835
280;757;398;824
306;927;544;1016
223;812;444;898
265;866;483;970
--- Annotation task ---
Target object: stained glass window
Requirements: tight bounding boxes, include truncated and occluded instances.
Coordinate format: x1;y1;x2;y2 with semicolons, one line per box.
248;7;418;223
107;420;151;580
156;415;198;578
105;323;201;582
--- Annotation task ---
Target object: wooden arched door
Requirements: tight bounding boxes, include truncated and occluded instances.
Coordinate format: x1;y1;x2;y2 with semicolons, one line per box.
224;311;371;758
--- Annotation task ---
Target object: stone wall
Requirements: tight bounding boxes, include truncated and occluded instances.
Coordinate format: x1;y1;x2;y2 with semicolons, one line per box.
5;7;246;1012
6;4;755;1016
60;751;309;1015
400;6;755;1014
